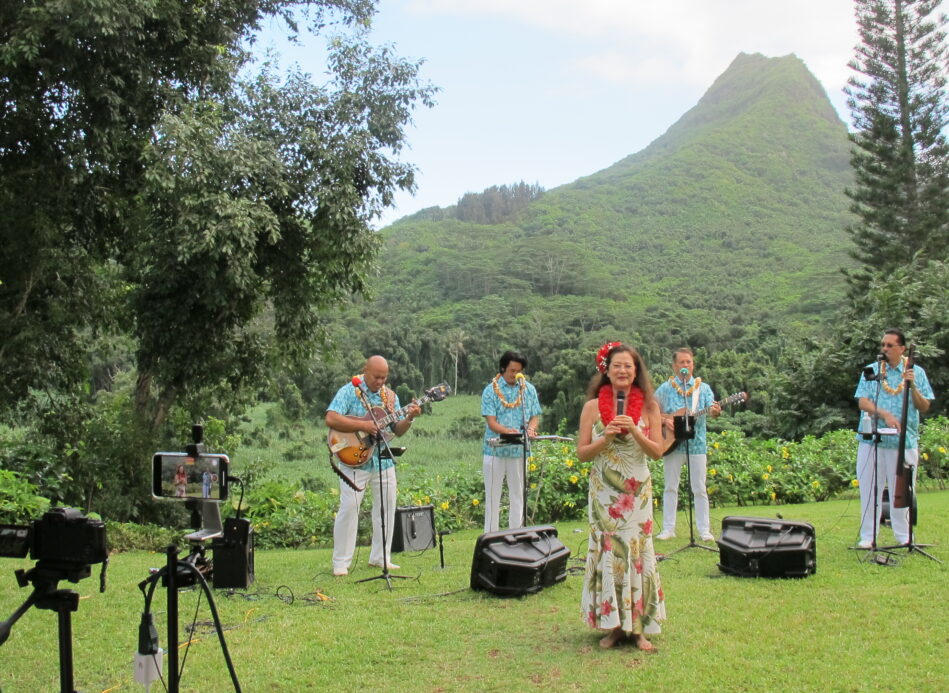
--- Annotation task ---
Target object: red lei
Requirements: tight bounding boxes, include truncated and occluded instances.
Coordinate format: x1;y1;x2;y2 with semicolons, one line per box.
598;384;644;432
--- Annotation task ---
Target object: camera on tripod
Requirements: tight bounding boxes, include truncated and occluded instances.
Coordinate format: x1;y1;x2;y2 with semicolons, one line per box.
0;507;108;579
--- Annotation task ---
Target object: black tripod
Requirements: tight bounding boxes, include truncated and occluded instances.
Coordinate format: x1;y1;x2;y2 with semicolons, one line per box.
0;562;93;693
667;414;715;556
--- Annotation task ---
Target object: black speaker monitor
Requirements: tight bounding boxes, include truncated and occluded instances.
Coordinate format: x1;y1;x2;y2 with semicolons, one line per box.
471;525;571;597
717;516;816;578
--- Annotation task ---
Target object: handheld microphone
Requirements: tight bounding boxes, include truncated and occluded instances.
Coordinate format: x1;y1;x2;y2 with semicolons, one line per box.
616;390;626;417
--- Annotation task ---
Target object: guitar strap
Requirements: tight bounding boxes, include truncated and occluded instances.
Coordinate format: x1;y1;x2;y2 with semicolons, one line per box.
328;450;364;492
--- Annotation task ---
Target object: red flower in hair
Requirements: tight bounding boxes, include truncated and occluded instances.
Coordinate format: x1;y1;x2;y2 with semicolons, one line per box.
596;341;623;374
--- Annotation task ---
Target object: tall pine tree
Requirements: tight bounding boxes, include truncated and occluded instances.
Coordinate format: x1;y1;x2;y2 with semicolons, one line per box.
844;0;949;292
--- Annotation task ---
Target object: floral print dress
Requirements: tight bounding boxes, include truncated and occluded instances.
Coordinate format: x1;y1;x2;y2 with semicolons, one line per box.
581;418;665;634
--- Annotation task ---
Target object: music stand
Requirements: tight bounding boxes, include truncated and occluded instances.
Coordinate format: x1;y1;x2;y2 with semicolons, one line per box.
667;414;715;555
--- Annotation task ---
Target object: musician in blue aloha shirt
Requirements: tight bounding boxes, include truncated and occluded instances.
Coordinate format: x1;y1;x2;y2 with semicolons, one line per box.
653;348;720;542
326;355;421;576
854;329;934;548
481;350;542;532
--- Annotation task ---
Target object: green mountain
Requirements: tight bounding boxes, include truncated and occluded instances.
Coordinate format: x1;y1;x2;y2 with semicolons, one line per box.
352;53;855;395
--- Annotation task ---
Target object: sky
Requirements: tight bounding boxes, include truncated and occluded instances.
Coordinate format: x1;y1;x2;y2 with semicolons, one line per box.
256;0;937;228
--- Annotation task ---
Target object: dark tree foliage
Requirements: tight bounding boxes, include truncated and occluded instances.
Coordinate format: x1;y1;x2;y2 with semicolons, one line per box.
844;0;949;291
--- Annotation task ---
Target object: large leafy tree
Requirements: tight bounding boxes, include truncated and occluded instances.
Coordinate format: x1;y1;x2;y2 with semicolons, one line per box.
0;1;434;421
844;0;949;291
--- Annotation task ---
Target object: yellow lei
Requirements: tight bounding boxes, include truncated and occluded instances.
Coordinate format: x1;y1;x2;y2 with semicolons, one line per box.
492;374;525;409
880;356;908;396
669;376;701;397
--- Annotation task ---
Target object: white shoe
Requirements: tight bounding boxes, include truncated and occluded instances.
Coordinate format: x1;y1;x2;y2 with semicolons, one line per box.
856;540;872;550
656;531;676;540
700;533;715;542
333;567;349;577
368;561;400;570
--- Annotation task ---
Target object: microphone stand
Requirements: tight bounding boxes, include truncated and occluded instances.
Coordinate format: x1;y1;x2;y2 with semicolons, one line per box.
669;374;714;556
852;364;896;564
520;382;530;528
355;389;413;590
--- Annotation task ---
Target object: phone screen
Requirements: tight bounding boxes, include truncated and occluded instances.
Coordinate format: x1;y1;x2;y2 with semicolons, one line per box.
152;452;228;501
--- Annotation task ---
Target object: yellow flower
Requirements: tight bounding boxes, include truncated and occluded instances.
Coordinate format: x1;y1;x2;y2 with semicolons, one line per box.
565;459;574;467
581;467;589;476
766;464;773;473
440;501;449;511
811;480;820;488
762;473;770;480
727;474;734;482
530;483;537;489
654;499;658;507
472;498;480;506
781;447;789;460
529;463;537;472
922;452;929;461
423;495;431;503
709;468;717;476
770;492;776;501
939;446;947;454
851;479;859;487
569;475;579;484
713;442;720;449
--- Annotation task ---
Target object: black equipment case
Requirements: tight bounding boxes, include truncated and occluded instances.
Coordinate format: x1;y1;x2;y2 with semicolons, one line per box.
470;525;570;597
716;516;816;578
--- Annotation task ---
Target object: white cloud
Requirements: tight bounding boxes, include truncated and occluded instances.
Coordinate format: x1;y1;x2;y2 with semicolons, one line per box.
408;0;859;93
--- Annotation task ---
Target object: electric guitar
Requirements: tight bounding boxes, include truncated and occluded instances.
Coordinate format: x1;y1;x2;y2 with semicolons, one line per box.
661;391;747;456
327;382;451;466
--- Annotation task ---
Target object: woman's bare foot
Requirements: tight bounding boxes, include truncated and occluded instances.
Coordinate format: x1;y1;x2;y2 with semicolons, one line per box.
632;634;657;653
599;628;624;649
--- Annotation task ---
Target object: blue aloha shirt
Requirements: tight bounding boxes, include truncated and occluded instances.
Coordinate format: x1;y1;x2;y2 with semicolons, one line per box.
654;377;715;455
854;360;934;450
327;383;403;471
481;378;542;457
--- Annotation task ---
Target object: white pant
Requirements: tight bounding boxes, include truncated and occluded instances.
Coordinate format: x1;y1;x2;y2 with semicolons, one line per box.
483;454;525;532
856;443;916;545
332;465;396;572
661;452;710;535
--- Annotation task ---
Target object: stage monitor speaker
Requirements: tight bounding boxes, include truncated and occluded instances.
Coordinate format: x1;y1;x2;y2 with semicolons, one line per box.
470;525;571;597
391;505;436;553
212;518;255;589
716;516;815;578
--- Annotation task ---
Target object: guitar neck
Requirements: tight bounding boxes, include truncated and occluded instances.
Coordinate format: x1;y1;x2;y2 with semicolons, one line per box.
375;394;432;428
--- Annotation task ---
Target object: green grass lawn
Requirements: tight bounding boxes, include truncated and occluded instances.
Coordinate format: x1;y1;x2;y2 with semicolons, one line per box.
2;491;948;691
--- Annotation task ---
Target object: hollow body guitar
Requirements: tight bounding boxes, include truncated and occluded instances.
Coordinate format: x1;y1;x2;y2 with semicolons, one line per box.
661;391;748;456
327;382;451;466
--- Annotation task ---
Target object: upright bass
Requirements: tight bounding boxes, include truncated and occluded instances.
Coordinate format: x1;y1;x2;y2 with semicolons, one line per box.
891;343;915;509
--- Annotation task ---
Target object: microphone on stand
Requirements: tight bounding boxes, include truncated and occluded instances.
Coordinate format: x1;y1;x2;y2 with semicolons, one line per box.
679;367;692;432
877;353;886;362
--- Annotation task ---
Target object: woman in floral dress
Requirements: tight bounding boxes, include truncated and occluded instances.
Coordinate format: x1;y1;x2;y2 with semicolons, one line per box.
578;342;666;651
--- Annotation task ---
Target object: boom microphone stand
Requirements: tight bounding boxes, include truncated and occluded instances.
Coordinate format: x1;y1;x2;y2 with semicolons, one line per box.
669;374;714;556
355;389;412;590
